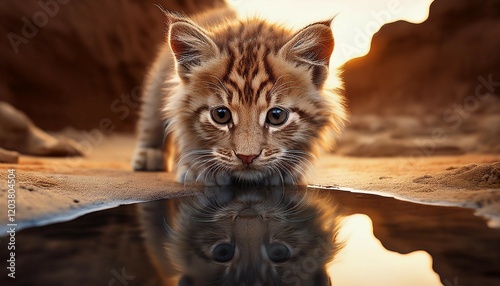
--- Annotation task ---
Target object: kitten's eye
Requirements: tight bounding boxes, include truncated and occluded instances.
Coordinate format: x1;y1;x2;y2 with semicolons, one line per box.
266;107;288;126
212;243;235;262
266;242;291;263
211;107;232;124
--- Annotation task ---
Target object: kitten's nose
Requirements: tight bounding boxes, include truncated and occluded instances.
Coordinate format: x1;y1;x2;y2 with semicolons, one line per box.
236;153;259;164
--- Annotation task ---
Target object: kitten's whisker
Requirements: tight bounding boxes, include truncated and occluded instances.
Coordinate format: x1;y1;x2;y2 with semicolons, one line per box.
209;75;232;99
188;156;216;170
274;161;297;186
273;85;302;95
202;163;220;183
269;75;291;94
176;150;211;162
176;150;213;169
289;155;315;166
283;151;314;172
287;149;317;160
177;151;215;186
279;158;302;176
195;160;219;182
270;76;308;98
282;158;309;184
284;157;311;175
176;149;212;158
265;165;280;187
198;81;228;95
271;165;286;188
202;161;220;182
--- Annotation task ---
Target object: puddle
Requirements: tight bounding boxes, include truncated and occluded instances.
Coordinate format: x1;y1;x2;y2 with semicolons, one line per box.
1;187;499;286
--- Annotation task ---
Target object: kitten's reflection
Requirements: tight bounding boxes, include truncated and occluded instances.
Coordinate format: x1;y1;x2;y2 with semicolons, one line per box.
139;187;341;286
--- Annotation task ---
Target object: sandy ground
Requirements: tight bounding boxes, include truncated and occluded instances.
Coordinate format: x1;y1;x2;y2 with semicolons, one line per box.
0;134;499;232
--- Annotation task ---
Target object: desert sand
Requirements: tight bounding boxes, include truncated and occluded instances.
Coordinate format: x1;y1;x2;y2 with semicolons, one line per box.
0;132;498;233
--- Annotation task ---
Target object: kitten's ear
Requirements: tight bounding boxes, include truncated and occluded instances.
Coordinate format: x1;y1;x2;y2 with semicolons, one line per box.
280;21;334;88
168;18;218;81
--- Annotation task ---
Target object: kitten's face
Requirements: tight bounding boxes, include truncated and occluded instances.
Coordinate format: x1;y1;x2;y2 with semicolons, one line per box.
167;188;339;286
166;18;346;185
185;60;328;183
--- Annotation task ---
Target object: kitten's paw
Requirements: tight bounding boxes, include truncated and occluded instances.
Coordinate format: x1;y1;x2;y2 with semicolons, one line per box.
132;146;165;171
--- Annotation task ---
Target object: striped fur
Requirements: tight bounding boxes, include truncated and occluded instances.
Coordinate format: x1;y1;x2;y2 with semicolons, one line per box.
132;8;347;186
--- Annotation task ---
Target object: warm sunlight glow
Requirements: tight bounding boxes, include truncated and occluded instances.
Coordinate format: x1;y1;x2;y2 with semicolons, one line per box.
328;214;442;286
228;0;434;67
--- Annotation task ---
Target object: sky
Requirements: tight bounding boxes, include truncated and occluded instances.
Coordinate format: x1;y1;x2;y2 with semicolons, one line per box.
227;0;434;67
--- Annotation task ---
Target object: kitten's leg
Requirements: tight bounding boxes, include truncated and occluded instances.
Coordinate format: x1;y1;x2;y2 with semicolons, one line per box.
132;47;174;171
131;115;166;171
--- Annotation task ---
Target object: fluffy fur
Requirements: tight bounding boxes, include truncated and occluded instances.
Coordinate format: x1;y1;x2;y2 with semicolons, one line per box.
132;8;346;186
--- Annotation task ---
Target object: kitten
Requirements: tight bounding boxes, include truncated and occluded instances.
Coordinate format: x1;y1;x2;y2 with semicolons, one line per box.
132;8;346;186
139;187;341;286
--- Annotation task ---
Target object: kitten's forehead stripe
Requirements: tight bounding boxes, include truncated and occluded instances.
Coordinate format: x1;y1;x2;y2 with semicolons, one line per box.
236;43;257;77
262;48;276;83
215;22;280;106
255;81;270;105
243;81;253;104
250;65;259;79
222;47;235;83
265;90;273;105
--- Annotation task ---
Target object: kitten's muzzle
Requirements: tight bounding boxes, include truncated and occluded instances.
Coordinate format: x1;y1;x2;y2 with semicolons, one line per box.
235;153;259;164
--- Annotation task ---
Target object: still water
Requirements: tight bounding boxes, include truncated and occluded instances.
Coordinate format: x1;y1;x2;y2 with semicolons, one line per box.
1;187;499;286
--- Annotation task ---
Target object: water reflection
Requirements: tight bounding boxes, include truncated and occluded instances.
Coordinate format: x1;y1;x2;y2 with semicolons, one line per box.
3;187;499;285
331;214;440;286
140;186;341;286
